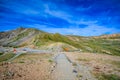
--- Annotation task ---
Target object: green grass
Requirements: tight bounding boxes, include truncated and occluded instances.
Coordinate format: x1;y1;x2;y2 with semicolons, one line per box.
33;33;120;56
4;28;119;56
110;61;120;68
72;62;77;66
34;33;83;49
0;53;16;62
95;73;120;80
0;53;3;55
75;38;120;56
77;58;90;62
19;61;25;63
48;59;53;63
17;53;27;58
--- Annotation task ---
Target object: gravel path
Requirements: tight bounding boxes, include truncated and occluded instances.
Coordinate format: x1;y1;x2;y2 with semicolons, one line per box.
7;48;52;62
52;53;76;80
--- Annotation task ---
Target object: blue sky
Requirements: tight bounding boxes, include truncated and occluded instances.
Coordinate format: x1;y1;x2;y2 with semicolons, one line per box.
0;0;120;36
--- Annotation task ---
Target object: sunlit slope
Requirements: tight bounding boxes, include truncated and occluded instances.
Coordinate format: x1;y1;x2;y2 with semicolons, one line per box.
33;33;84;49
0;27;120;56
67;35;120;56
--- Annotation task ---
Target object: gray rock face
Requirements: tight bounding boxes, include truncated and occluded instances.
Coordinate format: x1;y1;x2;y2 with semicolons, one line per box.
0;28;43;47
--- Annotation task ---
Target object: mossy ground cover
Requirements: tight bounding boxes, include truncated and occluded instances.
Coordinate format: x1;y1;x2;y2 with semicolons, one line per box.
95;73;120;80
0;53;15;62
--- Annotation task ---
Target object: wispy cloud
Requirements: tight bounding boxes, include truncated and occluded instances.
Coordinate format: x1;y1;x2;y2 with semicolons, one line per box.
26;24;120;36
0;0;120;36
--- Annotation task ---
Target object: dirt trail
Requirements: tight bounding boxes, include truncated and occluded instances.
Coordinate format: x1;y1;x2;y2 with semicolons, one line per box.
52;53;76;80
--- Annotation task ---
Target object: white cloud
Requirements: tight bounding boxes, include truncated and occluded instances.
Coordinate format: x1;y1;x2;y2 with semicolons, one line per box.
44;3;72;20
26;24;119;36
43;3;98;28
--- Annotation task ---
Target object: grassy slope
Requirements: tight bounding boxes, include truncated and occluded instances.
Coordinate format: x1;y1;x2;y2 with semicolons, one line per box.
0;53;16;62
0;53;3;55
32;32;120;56
67;35;120;56
95;73;120;80
86;39;120;56
33;33;84;49
1;28;119;56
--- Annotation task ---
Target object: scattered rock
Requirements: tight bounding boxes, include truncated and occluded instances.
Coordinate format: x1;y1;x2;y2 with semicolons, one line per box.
8;62;11;64
17;74;22;77
73;69;77;73
4;71;14;79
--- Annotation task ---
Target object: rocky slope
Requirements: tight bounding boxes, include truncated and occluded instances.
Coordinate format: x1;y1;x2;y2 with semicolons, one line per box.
0;27;44;47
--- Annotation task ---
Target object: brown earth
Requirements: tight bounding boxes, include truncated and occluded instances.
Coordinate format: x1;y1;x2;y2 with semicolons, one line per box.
0;53;53;80
65;52;120;78
0;52;120;80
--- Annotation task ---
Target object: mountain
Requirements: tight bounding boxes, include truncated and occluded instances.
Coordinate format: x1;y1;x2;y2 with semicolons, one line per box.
0;27;44;47
0;27;120;56
92;34;120;39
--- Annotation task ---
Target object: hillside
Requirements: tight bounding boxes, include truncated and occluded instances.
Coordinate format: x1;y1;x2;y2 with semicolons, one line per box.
67;35;120;56
0;27;120;56
0;27;45;47
93;34;120;39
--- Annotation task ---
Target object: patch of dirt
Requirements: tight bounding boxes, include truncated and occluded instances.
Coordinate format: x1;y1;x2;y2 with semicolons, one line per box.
0;53;53;80
65;52;120;79
40;42;77;52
